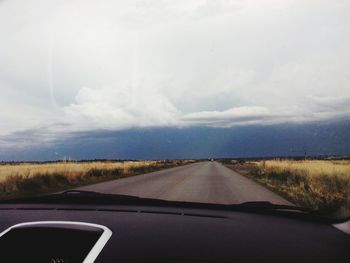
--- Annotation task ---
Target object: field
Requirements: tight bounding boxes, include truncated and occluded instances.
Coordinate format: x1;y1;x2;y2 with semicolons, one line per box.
0;160;193;199
226;160;350;216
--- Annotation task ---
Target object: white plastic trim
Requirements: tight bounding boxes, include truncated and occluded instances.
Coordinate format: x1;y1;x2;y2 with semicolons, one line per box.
333;220;350;235
0;221;112;263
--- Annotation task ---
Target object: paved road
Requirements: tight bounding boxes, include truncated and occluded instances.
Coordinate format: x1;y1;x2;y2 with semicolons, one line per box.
78;161;292;205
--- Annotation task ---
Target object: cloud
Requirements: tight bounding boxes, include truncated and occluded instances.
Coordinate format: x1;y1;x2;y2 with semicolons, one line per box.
64;84;181;131
182;97;350;127
0;0;349;147
183;106;272;126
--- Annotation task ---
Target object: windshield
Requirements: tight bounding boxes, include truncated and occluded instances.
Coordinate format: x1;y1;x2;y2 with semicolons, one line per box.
0;0;349;219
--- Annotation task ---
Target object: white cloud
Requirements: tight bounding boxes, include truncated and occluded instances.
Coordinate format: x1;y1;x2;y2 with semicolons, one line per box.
0;0;349;141
64;84;181;131
182;106;272;126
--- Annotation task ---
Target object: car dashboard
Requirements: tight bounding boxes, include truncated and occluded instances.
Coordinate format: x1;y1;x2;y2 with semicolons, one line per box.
0;201;349;263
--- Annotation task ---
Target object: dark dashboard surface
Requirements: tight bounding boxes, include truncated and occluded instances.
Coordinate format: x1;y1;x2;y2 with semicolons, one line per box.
0;203;349;263
0;221;105;262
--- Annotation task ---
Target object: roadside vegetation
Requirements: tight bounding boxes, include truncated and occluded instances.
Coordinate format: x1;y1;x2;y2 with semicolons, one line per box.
224;159;350;216
0;160;194;200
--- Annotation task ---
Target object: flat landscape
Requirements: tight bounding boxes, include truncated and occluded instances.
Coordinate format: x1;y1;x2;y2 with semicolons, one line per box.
0;159;349;215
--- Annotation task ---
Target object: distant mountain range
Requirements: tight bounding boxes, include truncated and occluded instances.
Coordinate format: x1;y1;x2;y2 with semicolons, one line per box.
1;121;350;161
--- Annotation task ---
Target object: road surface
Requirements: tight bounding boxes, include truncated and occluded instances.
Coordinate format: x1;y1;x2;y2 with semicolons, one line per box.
78;161;292;205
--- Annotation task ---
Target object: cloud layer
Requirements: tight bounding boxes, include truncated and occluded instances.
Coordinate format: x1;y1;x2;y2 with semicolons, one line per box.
0;0;350;146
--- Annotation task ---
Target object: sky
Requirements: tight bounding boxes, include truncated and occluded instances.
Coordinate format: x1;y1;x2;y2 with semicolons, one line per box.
0;0;350;159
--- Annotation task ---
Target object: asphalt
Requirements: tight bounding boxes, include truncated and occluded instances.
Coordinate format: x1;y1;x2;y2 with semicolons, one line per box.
77;161;292;205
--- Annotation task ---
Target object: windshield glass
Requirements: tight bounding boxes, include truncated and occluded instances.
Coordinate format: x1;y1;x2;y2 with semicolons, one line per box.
0;0;349;219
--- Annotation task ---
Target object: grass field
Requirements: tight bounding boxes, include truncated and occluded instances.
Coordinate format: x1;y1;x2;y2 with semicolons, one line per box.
228;160;350;216
0;160;193;199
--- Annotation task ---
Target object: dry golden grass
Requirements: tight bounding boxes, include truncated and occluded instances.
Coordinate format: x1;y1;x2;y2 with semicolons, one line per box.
0;161;159;182
257;160;350;179
0;160;193;199
252;160;350;214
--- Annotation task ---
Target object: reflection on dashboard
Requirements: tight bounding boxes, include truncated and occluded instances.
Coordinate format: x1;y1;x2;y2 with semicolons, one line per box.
0;221;112;263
